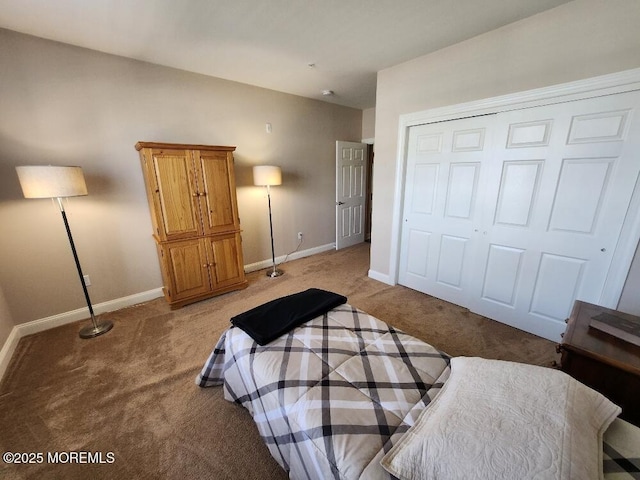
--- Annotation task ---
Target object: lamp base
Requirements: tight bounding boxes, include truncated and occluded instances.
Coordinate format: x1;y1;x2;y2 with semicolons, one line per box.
79;320;114;339
267;269;283;278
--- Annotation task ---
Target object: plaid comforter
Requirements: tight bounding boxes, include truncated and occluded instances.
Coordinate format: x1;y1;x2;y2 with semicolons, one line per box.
197;304;640;480
197;304;450;479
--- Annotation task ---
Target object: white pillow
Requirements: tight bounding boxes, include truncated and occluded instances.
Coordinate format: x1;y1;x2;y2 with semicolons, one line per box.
380;357;621;480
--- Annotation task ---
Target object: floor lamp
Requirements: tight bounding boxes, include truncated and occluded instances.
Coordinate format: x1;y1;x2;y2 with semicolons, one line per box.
253;165;283;277
16;165;114;339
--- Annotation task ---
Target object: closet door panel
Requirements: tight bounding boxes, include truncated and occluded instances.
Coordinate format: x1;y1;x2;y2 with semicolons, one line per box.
474;91;640;340
398;116;494;307
529;253;586;321
494;160;543;228
399;89;640;341
480;244;524;307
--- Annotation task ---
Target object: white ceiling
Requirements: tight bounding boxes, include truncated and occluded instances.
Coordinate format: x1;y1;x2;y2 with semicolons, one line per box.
0;0;574;109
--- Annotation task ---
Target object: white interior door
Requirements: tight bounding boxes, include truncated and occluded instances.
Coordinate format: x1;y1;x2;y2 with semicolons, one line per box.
336;141;367;250
398;116;496;307
399;89;640;341
471;92;640;339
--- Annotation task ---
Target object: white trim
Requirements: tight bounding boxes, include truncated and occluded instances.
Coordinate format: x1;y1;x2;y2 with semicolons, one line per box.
367;269;393;285
0;327;21;384
16;288;164;337
0;242;335;381
0;288;163;382
361;137;375;145
1;243;338;381
390;68;640;290
244;243;336;273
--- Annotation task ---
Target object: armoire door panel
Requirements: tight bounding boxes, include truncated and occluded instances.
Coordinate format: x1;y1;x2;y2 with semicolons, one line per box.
206;233;244;289
164;239;211;300
198;151;238;234
152;151;201;240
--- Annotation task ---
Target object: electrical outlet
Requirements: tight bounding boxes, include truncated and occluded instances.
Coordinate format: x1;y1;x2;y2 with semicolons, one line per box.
83;274;91;286
297;232;303;240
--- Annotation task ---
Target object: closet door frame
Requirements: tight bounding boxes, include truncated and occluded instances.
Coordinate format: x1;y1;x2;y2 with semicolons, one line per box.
389;67;640;311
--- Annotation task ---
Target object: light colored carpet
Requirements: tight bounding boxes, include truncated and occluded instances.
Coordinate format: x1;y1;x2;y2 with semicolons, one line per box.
0;243;557;479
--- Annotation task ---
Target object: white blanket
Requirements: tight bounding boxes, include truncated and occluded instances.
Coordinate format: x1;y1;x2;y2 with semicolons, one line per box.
381;357;621;480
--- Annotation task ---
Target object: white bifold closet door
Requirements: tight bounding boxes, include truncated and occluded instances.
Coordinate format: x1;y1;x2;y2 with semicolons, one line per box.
398;90;640;341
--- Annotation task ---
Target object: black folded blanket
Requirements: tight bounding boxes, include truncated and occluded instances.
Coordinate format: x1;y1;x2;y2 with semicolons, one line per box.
230;288;347;345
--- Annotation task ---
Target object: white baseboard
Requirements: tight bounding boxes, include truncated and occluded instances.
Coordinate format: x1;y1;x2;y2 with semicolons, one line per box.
1;245;339;382
368;269;394;286
244;243;336;273
0;327;21;385
0;288;163;383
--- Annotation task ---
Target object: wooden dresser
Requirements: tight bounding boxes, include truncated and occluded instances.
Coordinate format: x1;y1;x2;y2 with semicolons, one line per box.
558;300;640;426
136;142;248;308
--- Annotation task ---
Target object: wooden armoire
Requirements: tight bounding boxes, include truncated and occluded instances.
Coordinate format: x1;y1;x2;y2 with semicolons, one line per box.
135;142;247;309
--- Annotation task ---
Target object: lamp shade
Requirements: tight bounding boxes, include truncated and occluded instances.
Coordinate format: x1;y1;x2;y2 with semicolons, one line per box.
253;165;282;186
16;166;88;199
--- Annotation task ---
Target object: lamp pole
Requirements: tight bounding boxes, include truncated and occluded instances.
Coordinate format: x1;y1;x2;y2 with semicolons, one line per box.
56;198;113;338
252;165;283;278
266;185;282;277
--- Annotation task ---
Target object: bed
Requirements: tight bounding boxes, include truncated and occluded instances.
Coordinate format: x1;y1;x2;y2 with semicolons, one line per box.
197;290;640;480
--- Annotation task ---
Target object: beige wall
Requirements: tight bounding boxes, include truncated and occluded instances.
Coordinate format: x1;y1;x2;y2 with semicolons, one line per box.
0;28;362;332
362;108;375;140
370;0;640;314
